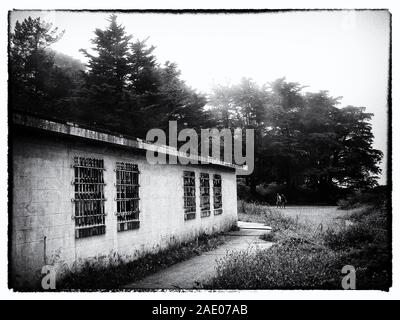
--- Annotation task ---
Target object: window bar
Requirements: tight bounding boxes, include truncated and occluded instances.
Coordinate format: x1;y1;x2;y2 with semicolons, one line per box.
183;171;196;220
72;156;106;238
213;174;223;215
200;173;211;218
115;162;140;232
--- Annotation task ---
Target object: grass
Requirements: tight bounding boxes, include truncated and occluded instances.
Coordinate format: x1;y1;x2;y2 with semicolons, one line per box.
238;201;298;229
58;232;225;290
206;199;390;290
238;201;327;244
208;244;340;289
238;200;347;229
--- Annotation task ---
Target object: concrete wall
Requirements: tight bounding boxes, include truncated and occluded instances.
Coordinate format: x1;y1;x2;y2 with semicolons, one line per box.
11;130;238;289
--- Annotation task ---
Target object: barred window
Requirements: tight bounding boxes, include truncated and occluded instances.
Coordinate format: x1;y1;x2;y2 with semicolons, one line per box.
213;174;223;215
183;171;196;220
73;156;106;238
116;162;140;232
200;173;211;218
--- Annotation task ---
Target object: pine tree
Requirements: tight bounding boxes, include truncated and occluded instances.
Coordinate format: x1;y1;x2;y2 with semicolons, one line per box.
129;38;159;95
78;15;208;138
80;15;132;127
81;14;132;92
10;16;64;112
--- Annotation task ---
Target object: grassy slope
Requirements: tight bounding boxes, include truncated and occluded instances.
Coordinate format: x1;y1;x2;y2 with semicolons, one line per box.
206;201;390;290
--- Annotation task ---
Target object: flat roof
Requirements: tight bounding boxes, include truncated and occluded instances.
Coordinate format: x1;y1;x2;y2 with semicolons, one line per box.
12;113;243;171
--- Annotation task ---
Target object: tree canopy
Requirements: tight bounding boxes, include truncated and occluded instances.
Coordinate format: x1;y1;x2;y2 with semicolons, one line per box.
208;78;383;202
10;16;66;112
9;15;384;203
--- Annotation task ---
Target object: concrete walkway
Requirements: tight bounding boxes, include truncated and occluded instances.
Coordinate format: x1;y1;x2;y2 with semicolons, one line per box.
122;221;273;290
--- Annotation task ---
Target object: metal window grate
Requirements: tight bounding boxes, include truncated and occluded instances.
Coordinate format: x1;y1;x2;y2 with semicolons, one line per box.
213;174;223;215
116;162;140;232
183;171;196;220
200;173;211;218
72;156;106;238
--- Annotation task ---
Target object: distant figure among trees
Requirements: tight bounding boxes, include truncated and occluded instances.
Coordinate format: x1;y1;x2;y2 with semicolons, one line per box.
280;194;287;208
276;193;282;208
276;193;287;208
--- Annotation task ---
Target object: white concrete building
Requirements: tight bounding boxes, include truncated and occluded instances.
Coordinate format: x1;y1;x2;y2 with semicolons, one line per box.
10;113;239;289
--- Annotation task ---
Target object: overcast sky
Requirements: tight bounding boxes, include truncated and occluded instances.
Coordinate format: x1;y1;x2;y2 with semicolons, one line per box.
10;10;390;184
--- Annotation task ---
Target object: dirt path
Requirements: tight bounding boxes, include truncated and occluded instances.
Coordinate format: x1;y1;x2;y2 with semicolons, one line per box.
122;221;272;290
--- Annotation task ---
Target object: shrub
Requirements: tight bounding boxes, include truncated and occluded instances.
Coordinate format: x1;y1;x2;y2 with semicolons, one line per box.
337;187;388;210
323;204;390;289
325;205;388;250
324;223;376;250
334;245;391;290
259;232;276;242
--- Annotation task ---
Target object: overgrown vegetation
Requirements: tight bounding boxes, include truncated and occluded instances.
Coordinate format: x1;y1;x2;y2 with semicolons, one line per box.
337;185;388;209
238;201;295;229
207;191;390;290
58;232;225;290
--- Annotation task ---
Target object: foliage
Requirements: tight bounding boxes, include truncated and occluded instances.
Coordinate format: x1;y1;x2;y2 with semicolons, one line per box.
337;186;388;209
209;78;383;199
324;203;388;251
238;201;297;231
10;15;210;139
207;200;390;290
259;232;276;242
10;15;384;203
75;16;211;138
323;203;390;289
207;244;340;289
9;16;66;112
80;15;132;92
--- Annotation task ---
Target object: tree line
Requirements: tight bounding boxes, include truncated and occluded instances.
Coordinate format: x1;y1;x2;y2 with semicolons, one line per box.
9;15;383;203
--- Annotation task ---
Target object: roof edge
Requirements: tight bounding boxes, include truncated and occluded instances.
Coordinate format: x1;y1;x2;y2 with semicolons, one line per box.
12;113;243;171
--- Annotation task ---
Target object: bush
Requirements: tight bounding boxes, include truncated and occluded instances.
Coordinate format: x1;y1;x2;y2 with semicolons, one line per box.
259;232;276;242
325;205;388;249
323;204;390;289
337;187;388;210
237;179;252;202
324;223;376;250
